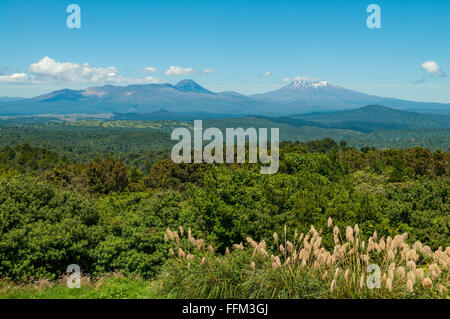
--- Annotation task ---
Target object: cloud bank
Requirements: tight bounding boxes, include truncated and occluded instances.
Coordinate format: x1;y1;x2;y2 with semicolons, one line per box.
421;61;446;77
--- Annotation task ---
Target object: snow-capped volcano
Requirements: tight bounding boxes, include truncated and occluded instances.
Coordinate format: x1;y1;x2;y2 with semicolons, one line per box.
250;79;383;105
288;79;333;89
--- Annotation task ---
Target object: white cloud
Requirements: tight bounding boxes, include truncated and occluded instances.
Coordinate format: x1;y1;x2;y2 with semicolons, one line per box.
421;61;446;77
164;66;196;76
142;76;162;84
260;71;272;78
28;56;121;83
164;66;215;76
0;57;163;85
282;76;313;82
0;73;35;84
202;68;215;75
142;66;157;73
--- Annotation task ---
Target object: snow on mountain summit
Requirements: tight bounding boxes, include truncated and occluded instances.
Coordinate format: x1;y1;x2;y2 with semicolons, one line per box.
288;79;333;89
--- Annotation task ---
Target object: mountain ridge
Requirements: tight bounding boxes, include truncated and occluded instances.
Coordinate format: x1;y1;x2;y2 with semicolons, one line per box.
0;79;449;116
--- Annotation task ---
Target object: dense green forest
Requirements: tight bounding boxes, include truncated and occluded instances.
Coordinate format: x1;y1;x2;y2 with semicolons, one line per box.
0;120;448;298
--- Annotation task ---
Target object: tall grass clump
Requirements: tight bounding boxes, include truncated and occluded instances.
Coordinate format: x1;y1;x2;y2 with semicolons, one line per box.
159;221;449;299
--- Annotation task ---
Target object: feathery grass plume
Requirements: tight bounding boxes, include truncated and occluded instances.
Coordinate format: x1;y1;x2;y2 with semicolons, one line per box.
173;231;180;245
406;279;414;293
166;228;173;241
179;226;184;237
162;224;449;299
334;268;340;279
246;237;257;249
272;256;281;270
407;271;416;284
361;254;369;265
298;233;304;243
413;241;423;252
189;236;197;247
422;245;432;258
375;242;381;253
256;242;268;257
330;279;336;293
164;233;168;242
367;238;374;252
196;239;205;251
334;235;340;245
286;241;294;253
354;224;360;237
273;233;279;244
430;270;438;281
294;230;298;242
333;226;339;236
397;266;405;279
279;244;286;255
422;277;433;289
345;226;354;243
327;217;333;228
326;255;334;267
388;270;395;280
313;261;320;270
344;268;350;282
438;284;447;295
406;260;416;271
429;263;441;278
379;238;386;251
415;268;424;282
388;262;396;273
386;277;393;292
360;274;365;290
284;257;291;267
208;245;215;255
387;250;395;261
373;231;377;242
292;250;298;264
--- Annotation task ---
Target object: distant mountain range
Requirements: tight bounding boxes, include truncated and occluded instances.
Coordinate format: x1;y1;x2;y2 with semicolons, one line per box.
0;96;25;103
0;79;449;116
110;105;450;133
266;105;450;133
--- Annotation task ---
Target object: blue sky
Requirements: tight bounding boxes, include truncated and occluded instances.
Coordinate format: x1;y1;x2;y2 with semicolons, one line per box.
0;0;449;102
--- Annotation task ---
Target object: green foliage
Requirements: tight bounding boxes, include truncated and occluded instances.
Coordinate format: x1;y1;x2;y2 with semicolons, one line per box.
85;156;129;194
0;133;448;293
0;175;101;280
0;275;160;299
